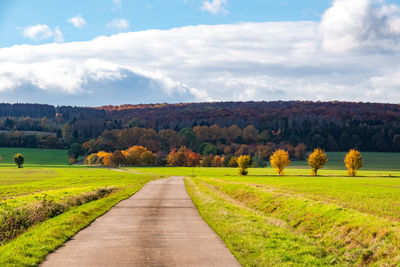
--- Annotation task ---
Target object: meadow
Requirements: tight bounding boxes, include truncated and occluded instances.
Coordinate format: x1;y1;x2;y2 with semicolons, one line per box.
133;160;400;266
0;147;69;166
1;147;400;266
0;152;155;265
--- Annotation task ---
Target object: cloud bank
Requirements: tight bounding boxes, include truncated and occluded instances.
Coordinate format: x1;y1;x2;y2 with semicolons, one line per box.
3;0;400;105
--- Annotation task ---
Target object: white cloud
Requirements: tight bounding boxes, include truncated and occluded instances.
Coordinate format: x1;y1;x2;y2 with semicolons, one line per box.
68;14;86;28
4;0;400;104
320;0;400;53
106;18;130;30
22;24;54;41
22;24;64;43
200;0;228;14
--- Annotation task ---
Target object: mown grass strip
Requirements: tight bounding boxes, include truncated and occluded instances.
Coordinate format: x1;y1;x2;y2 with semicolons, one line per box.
188;176;400;266
0;178;151;266
185;177;336;266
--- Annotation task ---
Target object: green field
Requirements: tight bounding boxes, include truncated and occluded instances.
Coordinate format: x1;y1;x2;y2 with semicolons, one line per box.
0;167;154;266
2;149;400;266
132;167;400;266
0;147;69;166
291;152;400;171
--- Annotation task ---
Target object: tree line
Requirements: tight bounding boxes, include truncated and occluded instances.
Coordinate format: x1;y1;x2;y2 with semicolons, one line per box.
1;101;400;153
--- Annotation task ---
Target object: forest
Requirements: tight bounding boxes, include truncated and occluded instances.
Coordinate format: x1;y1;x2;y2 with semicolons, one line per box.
0;101;400;154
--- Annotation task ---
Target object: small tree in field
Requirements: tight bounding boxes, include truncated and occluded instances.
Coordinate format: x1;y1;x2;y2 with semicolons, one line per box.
270;150;290;175
14;153;24;168
237;155;251;176
344;149;363;176
307;148;328;176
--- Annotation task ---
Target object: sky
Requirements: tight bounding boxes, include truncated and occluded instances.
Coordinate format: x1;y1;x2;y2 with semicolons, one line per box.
0;0;400;106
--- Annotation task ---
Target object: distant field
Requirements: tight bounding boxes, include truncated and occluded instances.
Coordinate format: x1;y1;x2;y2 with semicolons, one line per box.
0;167;154;266
291;152;400;171
133;167;400;265
0;147;69;166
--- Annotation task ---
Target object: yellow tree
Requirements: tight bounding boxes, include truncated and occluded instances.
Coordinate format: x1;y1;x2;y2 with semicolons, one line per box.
307;148;328;176
344;149;363;176
270;150;290;175
237;155;251;176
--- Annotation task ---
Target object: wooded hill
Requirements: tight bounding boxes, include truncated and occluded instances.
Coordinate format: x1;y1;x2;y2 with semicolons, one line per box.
0;101;400;153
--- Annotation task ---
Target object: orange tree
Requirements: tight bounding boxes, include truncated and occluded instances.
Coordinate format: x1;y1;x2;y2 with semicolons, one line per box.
344;149;363;176
307;148;328;176
270;150;290;175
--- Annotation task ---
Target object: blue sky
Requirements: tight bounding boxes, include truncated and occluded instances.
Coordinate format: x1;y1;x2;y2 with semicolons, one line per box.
0;0;334;47
1;0;400;106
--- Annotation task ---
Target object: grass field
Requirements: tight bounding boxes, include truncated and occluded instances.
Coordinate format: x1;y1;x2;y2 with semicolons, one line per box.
292;152;400;171
0;147;69;166
1;148;400;266
0;167;154;266
132;167;400;266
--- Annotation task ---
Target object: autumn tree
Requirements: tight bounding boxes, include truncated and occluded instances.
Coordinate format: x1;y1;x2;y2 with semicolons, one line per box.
125;146;147;166
141;150;156;166
307;148;328;176
168;147;200;167
85;154;99;165
228;157;238;167
270;150;290;175
237;155;251;176
344;149;363;176
184;149;201;167
14;153;24;168
110;150;127;166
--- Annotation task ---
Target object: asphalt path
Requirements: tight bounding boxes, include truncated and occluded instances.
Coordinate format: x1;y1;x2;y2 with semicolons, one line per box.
41;176;240;266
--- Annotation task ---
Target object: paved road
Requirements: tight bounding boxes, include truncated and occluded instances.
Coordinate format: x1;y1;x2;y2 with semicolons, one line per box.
41;177;240;267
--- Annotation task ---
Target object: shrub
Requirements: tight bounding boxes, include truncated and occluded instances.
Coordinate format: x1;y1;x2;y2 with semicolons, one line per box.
13;153;24;168
237;155;251;176
85;154;99;165
345;149;363;176
270;150;290;175
68;157;76;165
307;148;328;176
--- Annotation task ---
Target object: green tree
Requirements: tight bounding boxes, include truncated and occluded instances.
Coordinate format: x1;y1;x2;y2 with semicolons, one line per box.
68;143;84;159
14;153;24;168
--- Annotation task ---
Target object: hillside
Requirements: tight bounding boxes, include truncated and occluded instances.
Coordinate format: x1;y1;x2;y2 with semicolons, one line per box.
1;101;400;153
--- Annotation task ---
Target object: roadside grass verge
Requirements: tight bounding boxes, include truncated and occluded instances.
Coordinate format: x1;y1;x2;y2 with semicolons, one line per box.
186;176;400;266
0;187;116;245
0;183;149;266
0;167;155;265
185;177;334;266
